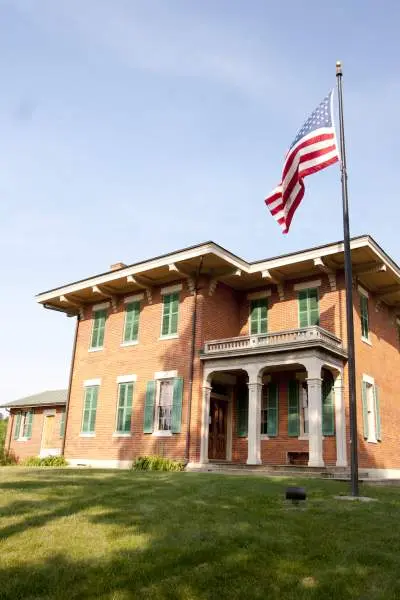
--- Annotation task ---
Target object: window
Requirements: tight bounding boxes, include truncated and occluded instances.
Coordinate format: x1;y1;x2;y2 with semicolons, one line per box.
123;301;140;344
81;386;98;434
60;409;66;437
116;382;134;433
322;373;335;436
360;293;369;340
143;377;183;434
161;293;179;337
362;378;381;442
90;309;107;349
14;410;33;440
261;383;278;436
298;288;319;327
250;298;268;335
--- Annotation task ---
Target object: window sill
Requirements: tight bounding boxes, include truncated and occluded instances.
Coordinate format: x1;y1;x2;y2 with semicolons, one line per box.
152;431;173;437
121;340;139;347
367;438;378;444
16;437;30;442
79;433;96;437
361;336;372;346
88;347;104;353
261;435;270;440
298;436;309;441
158;334;179;341
113;432;132;438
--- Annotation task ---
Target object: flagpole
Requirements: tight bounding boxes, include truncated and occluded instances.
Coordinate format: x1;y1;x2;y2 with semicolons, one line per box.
336;61;359;497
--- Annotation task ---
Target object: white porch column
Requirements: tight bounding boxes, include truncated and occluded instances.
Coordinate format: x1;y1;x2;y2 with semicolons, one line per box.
306;361;324;467
334;373;347;467
247;374;262;465
200;384;212;464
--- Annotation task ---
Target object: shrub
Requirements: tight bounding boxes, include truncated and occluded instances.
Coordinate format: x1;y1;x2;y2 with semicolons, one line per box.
132;455;185;472
23;455;68;467
0;419;17;465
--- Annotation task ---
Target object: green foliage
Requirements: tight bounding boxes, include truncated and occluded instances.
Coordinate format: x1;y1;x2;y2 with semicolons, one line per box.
132;455;185;472
0;419;17;465
23;455;68;467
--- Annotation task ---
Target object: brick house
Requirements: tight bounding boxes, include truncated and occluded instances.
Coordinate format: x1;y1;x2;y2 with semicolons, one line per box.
5;235;400;476
3;390;67;461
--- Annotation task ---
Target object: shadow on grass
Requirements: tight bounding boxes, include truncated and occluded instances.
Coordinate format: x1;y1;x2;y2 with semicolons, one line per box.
1;469;400;599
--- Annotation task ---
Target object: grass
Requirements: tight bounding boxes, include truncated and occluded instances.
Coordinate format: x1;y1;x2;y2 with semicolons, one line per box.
0;469;400;599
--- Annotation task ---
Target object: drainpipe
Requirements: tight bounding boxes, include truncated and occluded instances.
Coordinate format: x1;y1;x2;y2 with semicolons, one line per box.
7;412;14;454
61;315;80;457
185;257;203;463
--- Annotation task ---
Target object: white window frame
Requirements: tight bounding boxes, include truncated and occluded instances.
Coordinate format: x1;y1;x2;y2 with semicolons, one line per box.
15;410;32;441
121;295;143;347
363;374;377;443
153;373;175;436
359;286;371;345
113;375;136;437
89;303;109;352
159;291;180;340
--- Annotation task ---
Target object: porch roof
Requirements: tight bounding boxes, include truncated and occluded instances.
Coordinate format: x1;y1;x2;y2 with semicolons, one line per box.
35;235;400;315
1;389;67;409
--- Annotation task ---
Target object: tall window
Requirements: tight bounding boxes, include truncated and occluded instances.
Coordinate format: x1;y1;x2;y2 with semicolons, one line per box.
14;410;33;440
123;301;140;344
116;382;134;433
161;293;179;337
298;288;319;327
362;379;381;442
250;299;268;335
90;309;107;349
156;380;174;431
81;386;99;434
360;293;369;340
261;383;278;436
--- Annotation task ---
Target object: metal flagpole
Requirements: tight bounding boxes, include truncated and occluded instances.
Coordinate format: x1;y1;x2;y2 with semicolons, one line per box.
336;61;359;497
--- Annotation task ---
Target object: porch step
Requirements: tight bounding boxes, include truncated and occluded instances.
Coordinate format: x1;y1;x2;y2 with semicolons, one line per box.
187;462;367;480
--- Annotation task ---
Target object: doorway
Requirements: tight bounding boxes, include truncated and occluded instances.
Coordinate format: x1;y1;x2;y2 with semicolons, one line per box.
208;397;228;460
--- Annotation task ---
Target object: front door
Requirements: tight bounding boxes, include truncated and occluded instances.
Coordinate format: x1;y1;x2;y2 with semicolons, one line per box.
208;398;228;460
42;415;55;449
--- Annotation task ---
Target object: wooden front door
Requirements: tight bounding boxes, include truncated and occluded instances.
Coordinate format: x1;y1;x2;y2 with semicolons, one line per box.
42;415;55;448
208;398;228;460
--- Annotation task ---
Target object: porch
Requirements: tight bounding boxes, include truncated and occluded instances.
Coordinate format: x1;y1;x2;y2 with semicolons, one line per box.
199;326;348;469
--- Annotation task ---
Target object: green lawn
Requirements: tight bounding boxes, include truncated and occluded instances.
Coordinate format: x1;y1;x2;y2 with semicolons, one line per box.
0;469;400;599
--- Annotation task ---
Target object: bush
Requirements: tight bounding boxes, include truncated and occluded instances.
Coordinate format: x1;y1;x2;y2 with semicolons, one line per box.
132;455;185;472
0;419;17;465
23;455;68;467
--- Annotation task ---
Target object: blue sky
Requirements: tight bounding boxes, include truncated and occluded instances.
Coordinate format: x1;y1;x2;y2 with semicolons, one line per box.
1;0;399;405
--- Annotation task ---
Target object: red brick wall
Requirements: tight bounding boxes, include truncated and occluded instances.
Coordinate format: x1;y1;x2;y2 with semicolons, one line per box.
6;406;64;461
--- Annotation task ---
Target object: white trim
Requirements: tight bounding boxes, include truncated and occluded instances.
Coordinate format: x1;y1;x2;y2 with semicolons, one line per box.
117;374;137;383
43;409;56;416
154;370;178;380
67;458;133;469
358;285;369;298
158;334;179;341
79;433;96;437
112;432;132;438
92;302;110;311
152;430;173;437
293;279;322;291
361;336;372;346
160;283;182;295
260;434;270;440
361;469;400;480
83;378;101;387
121;340;139;347
362;374;375;385
88;346;104;353
124;293;144;303
247;290;271;300
16;437;30;442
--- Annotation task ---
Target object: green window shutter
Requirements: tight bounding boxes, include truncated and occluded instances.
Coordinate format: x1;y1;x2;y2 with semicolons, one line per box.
237;386;248;437
250;299;268;335
361;381;369;439
170;293;179;335
309;288;320;326
360;295;369;339
288;380;300;436
162;295;171;336
374;385;381;441
124;302;140;343
171;377;183;433
60;409;66;437
143;380;156;433
91;309;107;348
298;290;309;328
162;293;179;336
116;383;134;433
267;382;278;437
322;376;335;436
14;413;22;440
25;410;34;439
82;386;98;433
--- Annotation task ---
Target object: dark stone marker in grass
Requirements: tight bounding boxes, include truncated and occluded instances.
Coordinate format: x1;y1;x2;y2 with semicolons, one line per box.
285;486;306;505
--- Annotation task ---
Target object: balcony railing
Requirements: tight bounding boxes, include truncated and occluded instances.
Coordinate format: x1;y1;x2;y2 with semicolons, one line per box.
202;326;346;357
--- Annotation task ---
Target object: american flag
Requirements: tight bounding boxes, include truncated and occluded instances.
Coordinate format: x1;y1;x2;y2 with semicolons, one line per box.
265;91;339;234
